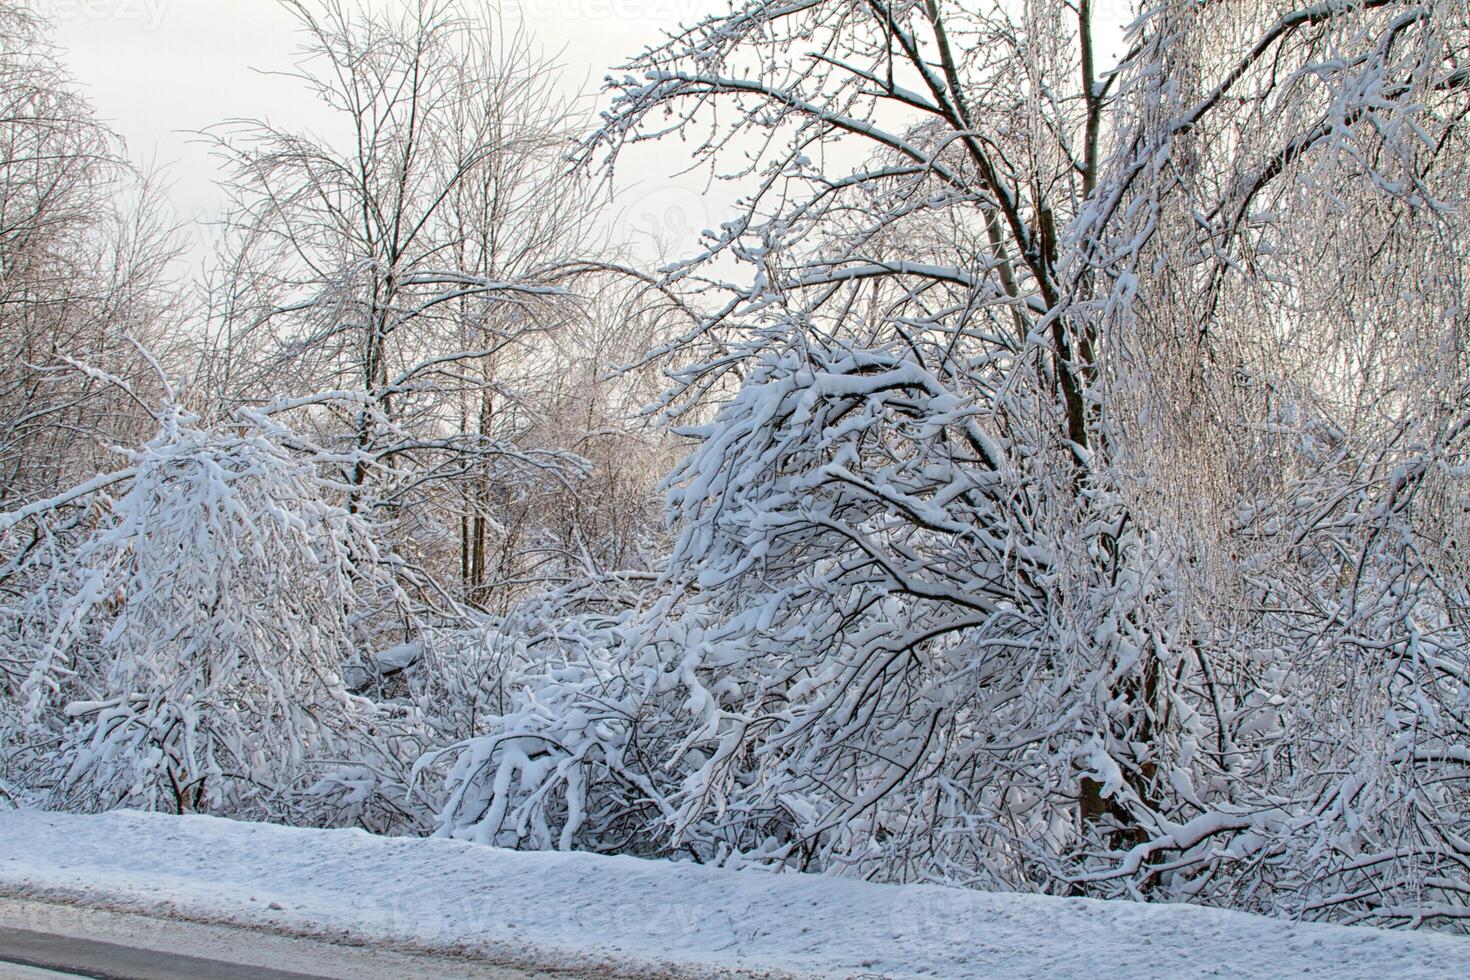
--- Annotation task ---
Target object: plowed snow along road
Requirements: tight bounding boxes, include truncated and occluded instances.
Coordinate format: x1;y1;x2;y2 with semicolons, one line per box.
0;899;575;979
3;809;1469;978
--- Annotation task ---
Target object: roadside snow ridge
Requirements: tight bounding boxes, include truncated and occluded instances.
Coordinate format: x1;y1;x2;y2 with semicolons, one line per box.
1;809;1464;978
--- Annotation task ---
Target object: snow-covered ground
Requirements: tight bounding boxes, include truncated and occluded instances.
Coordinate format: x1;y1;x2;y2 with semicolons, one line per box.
1;810;1466;979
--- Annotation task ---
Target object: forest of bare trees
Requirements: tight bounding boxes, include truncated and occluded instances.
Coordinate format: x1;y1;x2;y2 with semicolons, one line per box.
1;0;1467;933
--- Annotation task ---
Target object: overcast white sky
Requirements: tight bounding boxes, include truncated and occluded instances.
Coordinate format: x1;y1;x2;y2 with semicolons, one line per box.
37;0;1133;268
38;0;720;263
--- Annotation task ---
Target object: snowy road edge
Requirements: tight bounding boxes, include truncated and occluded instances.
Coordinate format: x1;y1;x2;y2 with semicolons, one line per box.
0;865;800;979
6;809;1470;980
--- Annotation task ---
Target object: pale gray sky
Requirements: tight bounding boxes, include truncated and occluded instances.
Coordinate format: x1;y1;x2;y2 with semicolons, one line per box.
39;0;720;263
37;0;1133;268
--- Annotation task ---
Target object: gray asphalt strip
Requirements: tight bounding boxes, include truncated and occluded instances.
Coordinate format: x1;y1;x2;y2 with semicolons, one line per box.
0;900;603;980
0;926;325;980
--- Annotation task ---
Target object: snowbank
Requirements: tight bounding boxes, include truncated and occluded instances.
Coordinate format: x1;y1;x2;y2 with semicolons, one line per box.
2;809;1465;978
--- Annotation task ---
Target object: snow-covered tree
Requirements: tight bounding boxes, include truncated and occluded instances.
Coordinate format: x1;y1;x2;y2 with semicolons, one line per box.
0;1;180;509
200;0;595;612
1;398;415;823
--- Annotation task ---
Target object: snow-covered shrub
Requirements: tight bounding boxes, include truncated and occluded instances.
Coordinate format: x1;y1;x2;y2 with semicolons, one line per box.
416;577;702;854
421;339;1132;875
1;406;415;821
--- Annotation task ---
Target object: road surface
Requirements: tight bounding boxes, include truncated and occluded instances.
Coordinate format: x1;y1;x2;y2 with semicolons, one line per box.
0;899;575;979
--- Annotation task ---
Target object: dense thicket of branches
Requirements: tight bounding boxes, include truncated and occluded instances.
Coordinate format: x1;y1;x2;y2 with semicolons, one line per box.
428;0;1470;927
2;0;1468;932
0;0;674;820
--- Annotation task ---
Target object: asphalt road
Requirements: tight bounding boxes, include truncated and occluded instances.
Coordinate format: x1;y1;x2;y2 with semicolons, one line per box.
0;899;575;980
0;924;321;978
